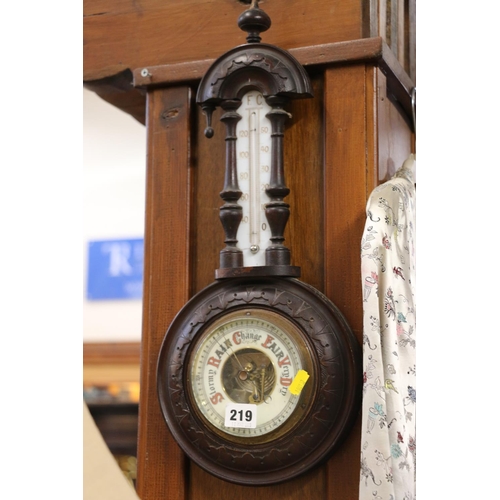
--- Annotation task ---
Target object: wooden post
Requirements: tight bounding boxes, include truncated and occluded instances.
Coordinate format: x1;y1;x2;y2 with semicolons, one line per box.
136;86;192;500
323;64;373;499
322;63;412;498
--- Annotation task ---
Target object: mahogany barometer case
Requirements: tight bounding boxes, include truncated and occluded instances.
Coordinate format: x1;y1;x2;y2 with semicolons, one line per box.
157;1;362;486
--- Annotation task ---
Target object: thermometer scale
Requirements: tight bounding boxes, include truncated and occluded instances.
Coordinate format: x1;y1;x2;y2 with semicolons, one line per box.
236;90;272;266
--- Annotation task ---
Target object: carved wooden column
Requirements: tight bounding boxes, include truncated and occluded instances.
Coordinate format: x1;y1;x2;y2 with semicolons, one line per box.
218;100;243;269
264;96;292;267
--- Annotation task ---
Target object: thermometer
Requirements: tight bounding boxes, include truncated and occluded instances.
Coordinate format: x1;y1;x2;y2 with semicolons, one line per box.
236;90;272;266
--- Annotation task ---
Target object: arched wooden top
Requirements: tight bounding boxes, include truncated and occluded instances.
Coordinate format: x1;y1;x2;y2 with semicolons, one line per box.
196;43;313;106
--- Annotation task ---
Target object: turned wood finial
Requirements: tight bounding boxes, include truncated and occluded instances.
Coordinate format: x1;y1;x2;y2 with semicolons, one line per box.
237;0;271;43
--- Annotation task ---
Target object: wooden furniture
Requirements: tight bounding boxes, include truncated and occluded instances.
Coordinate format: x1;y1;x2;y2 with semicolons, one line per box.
83;1;415;498
83;342;141;388
83;342;141;456
83;0;415;126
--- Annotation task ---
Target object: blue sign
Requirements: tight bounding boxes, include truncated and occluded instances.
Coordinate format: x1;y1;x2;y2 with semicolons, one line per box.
86;238;144;300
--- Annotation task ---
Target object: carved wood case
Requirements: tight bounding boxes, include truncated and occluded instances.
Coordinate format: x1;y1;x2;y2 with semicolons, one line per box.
157;277;361;485
155;2;363;487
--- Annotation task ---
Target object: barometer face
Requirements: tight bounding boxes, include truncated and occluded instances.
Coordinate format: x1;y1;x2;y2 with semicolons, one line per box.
157;277;361;485
188;308;315;443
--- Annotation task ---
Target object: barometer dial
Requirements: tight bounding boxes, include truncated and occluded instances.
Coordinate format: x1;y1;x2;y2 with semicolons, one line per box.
157;278;361;485
188;308;315;442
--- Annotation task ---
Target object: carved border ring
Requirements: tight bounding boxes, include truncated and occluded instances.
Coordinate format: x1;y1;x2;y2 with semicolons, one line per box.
157;277;361;485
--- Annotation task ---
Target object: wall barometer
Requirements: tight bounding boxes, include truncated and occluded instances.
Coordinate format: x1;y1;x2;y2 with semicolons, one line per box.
157;0;362;486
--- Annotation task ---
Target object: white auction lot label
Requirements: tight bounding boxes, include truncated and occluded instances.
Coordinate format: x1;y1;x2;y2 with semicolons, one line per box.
224;403;257;429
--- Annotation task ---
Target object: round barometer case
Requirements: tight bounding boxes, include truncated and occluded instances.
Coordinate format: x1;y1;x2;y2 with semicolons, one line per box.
157;277;361;485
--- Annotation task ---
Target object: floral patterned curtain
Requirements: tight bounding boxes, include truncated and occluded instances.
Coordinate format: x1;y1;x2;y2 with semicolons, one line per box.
359;155;416;500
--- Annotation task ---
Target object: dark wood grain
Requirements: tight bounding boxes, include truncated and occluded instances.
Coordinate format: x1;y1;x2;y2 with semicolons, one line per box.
321;62;413;499
136;86;193;500
324;64;369;333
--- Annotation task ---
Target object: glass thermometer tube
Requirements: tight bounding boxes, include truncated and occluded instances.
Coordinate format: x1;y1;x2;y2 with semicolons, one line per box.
249;110;260;252
236;91;272;267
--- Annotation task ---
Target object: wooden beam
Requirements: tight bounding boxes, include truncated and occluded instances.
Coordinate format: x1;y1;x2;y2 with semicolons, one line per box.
83;69;146;125
132;37;386;87
83;37;415;131
83;0;415;125
83;0;362;82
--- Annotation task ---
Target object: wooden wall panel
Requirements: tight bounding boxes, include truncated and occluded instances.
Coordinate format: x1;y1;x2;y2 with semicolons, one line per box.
136;86;193;500
323;64;374;499
192;103;225;292
83;0;362;82
324;64;370;332
285;74;325;291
